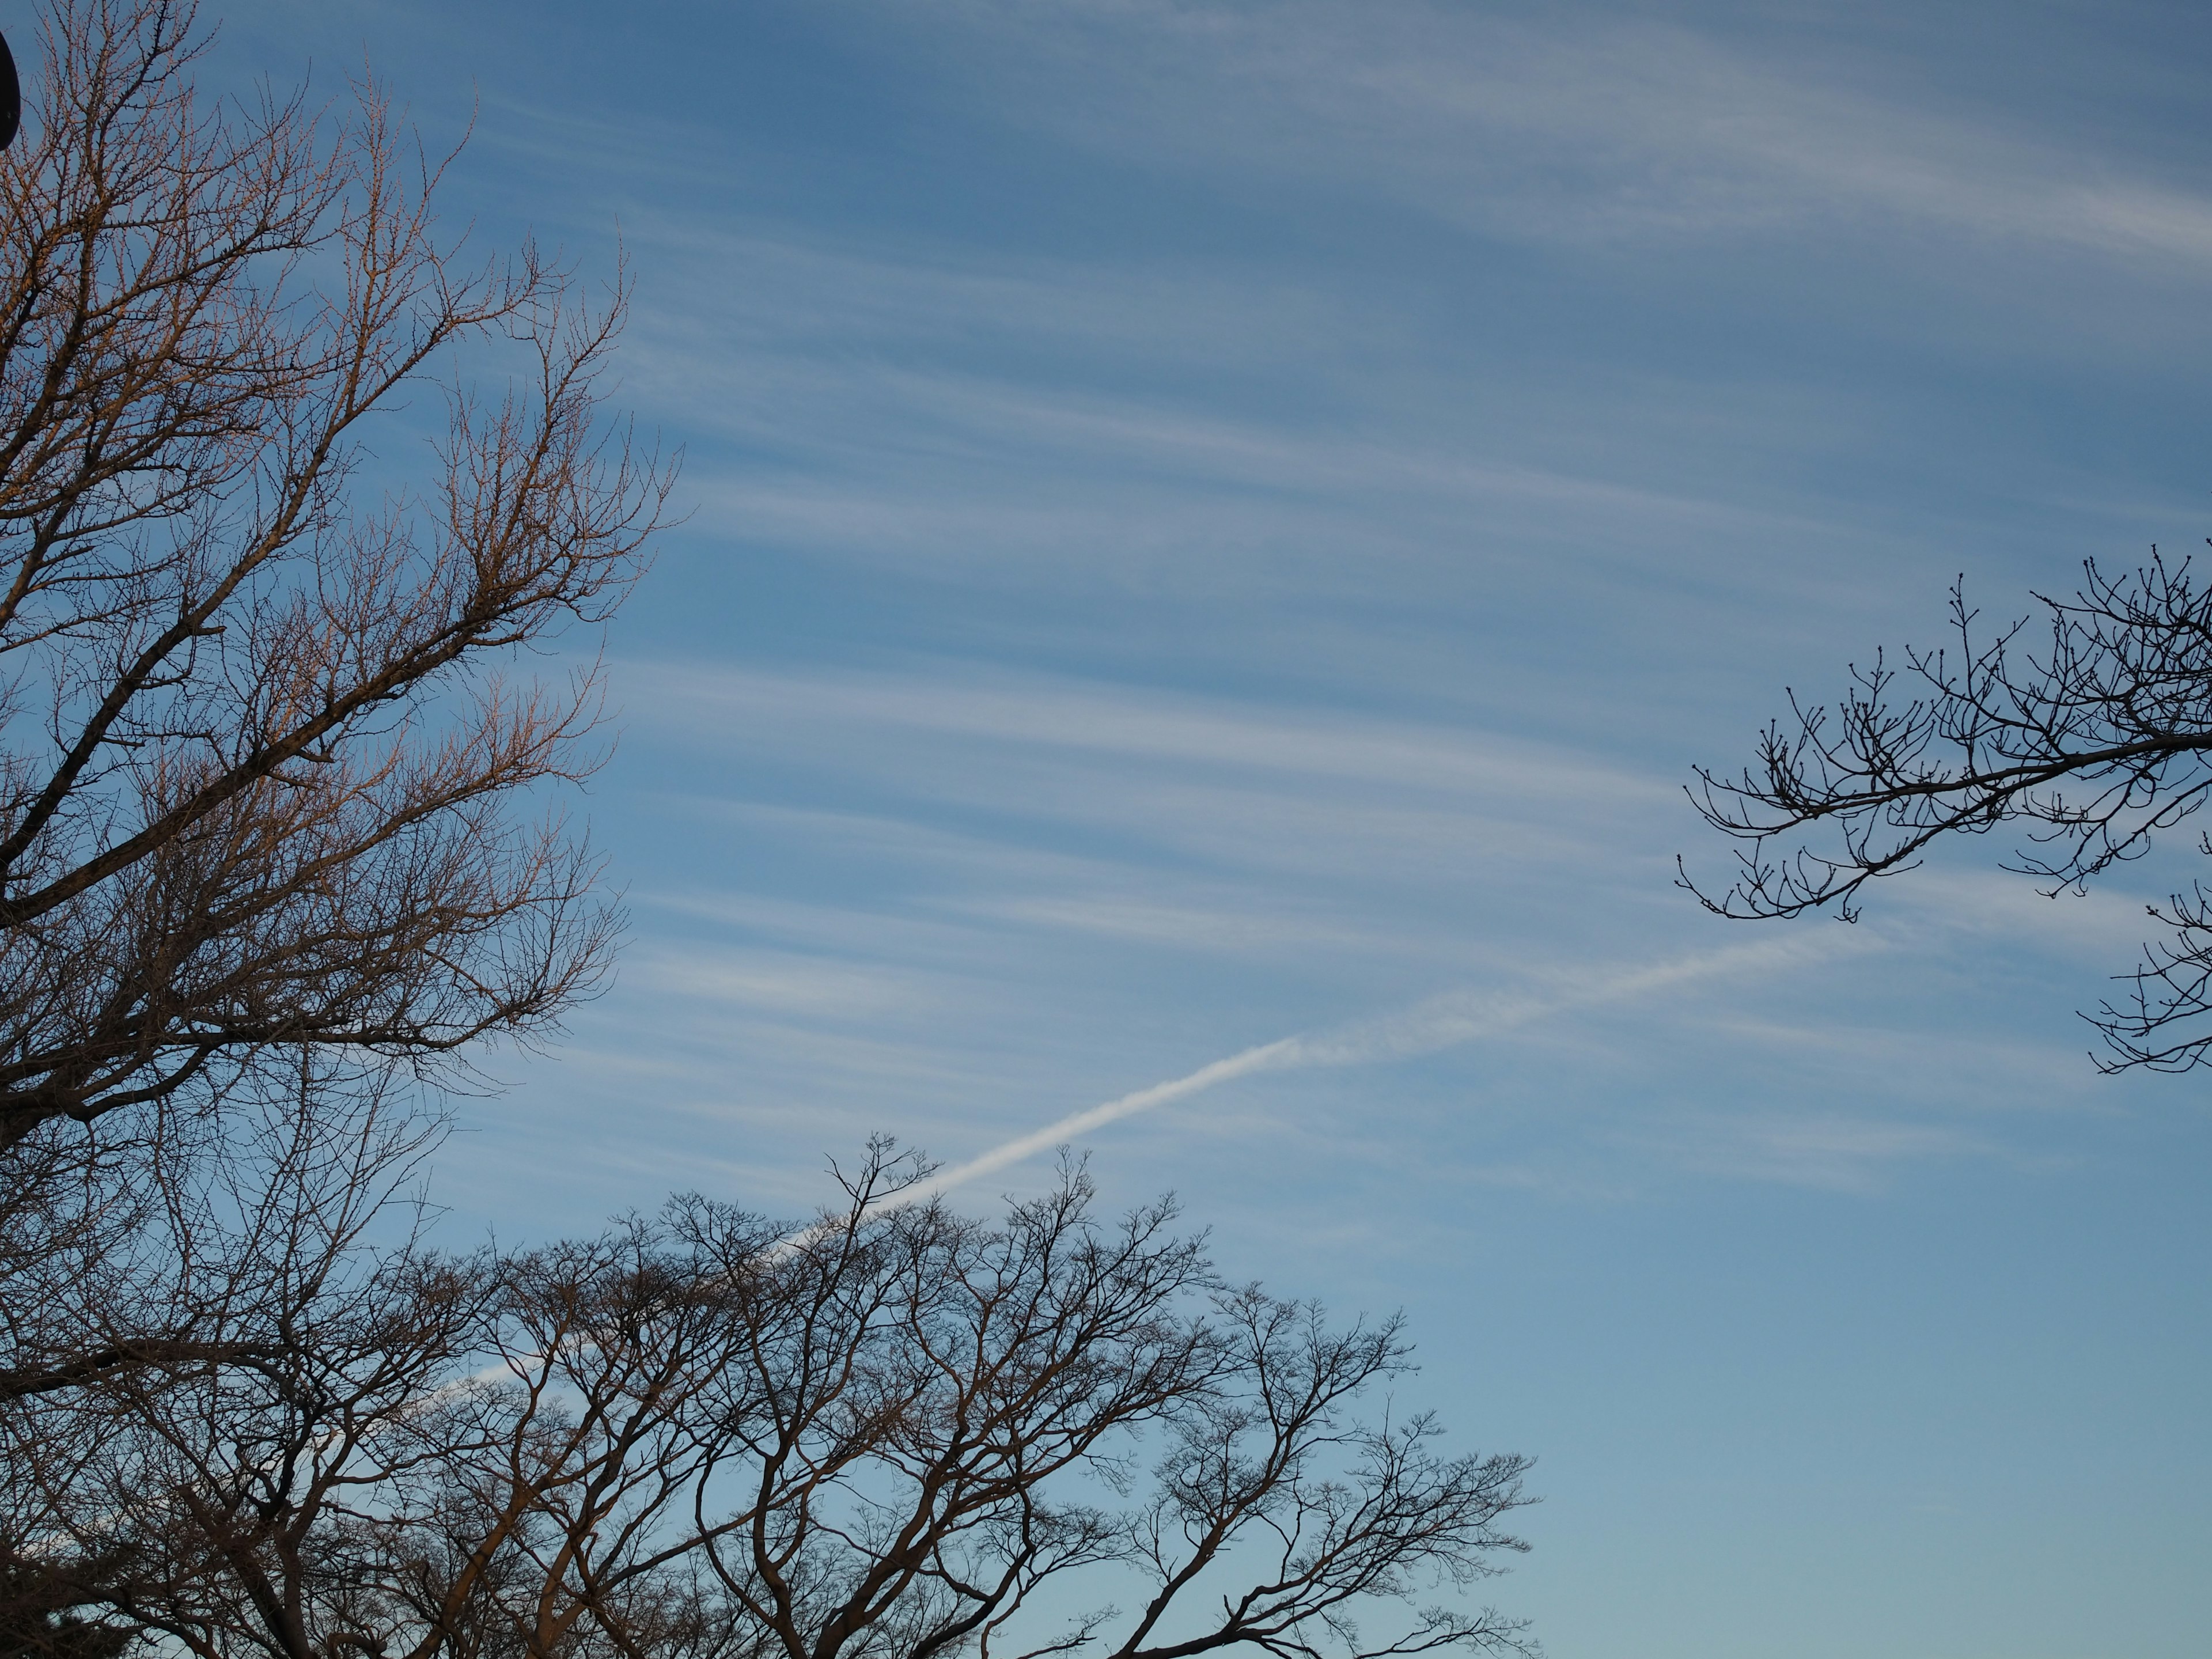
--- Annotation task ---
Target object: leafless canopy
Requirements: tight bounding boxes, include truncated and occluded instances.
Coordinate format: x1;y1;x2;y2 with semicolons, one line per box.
0;0;669;1152
1683;552;2212;1070
0;12;1538;1658
3;1143;1537;1659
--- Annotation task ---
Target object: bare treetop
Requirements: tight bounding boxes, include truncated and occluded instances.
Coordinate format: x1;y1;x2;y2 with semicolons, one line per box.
5;1139;1538;1659
0;0;674;1149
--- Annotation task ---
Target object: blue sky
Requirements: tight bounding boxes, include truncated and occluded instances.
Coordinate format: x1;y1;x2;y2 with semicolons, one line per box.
232;3;2212;1654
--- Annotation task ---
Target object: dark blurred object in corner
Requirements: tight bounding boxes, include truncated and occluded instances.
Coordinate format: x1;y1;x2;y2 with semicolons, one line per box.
0;32;18;150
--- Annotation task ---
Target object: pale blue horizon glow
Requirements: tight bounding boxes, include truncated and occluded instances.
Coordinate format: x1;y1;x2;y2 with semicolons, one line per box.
229;3;2212;1654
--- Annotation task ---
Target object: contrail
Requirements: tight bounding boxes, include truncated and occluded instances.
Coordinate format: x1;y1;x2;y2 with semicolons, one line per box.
907;931;1866;1205
906;1037;1306;1201
463;933;1865;1389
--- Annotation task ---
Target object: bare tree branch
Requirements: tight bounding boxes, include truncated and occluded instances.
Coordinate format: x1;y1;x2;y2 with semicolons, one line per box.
1682;550;2212;1071
0;0;673;1151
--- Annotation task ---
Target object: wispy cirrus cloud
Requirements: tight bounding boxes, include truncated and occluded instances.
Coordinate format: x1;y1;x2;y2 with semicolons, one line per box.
1641;1111;1993;1193
868;0;2212;265
619;660;1675;814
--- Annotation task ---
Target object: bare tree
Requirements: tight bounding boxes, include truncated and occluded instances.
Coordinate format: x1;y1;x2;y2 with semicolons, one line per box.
0;4;666;1639
0;14;1537;1657
0;0;669;1155
1683;551;2212;1069
0;1067;467;1657
3;1145;1538;1659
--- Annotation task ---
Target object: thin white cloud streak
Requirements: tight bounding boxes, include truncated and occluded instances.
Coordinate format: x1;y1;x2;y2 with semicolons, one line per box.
621;661;1675;814
1661;1113;1989;1194
877;0;2212;267
908;933;1862;1203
